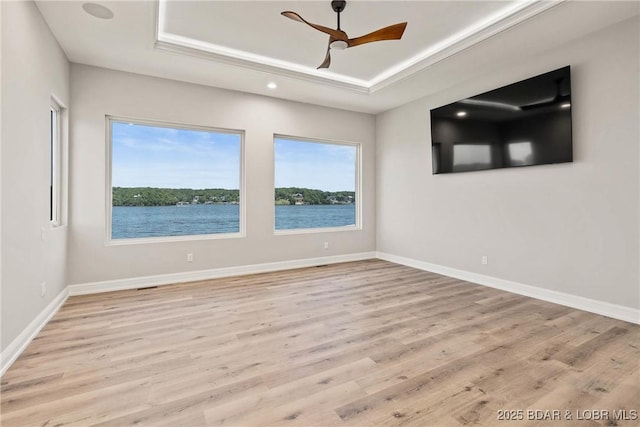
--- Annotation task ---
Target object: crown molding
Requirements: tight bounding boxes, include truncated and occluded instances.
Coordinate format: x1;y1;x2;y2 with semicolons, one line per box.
368;0;564;93
153;1;564;94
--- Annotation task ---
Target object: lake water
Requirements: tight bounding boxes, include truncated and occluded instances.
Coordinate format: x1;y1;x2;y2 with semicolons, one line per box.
112;204;355;239
275;205;355;230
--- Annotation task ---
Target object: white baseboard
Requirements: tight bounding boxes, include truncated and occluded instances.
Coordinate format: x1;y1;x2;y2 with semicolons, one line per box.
0;287;69;377
1;252;375;376
68;252;377;296
377;251;639;325
4;250;636;378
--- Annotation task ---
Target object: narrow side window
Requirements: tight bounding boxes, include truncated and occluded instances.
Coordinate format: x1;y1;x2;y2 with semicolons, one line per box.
49;100;63;226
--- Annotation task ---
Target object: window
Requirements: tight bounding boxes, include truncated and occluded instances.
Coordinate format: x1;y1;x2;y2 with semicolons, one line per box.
49;98;65;226
108;117;243;242
274;136;359;232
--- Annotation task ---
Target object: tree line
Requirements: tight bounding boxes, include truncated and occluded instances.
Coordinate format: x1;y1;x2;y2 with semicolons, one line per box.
112;187;355;206
274;187;354;205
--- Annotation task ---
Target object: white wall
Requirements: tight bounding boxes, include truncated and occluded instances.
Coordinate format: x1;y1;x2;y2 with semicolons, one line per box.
68;65;376;286
1;1;70;350
376;17;639;309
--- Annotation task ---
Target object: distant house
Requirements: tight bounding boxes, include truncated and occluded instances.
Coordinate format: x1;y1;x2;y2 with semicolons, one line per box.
326;195;338;204
293;193;304;205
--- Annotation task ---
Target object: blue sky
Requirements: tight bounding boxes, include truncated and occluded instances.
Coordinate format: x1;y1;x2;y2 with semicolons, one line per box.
112;122;356;191
112;122;241;189
274;138;356;191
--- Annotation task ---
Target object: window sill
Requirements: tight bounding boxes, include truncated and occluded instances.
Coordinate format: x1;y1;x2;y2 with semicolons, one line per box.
105;231;244;246
274;225;360;236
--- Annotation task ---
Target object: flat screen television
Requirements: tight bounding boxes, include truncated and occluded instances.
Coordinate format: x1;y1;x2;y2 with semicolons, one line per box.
430;66;573;174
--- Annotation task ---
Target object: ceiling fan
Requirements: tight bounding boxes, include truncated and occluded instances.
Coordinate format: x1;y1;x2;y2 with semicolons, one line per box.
281;0;407;69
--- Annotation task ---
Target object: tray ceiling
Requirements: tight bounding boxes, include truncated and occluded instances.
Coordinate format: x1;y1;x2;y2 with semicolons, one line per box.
36;1;639;113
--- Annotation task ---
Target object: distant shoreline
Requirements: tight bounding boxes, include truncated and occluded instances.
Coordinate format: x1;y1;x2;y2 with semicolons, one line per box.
112;187;355;207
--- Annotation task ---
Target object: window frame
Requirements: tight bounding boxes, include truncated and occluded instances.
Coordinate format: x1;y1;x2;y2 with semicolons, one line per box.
273;134;362;235
105;115;246;245
49;97;67;227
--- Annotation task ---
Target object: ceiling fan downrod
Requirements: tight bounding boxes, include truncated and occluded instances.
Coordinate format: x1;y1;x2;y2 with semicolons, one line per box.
331;0;346;31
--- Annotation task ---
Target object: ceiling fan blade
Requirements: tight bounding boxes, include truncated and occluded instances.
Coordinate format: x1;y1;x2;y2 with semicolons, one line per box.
318;45;331;69
347;22;407;48
281;11;347;40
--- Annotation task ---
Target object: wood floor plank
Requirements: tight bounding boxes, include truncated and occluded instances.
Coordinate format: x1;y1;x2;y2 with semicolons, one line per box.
203;358;375;426
1;259;638;426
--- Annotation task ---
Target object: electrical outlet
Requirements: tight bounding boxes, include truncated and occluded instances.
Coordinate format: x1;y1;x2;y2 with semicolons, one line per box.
40;282;47;297
482;255;488;265
187;253;193;262
323;242;329;250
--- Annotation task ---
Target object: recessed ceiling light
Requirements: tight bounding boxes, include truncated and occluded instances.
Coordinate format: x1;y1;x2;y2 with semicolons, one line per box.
82;3;114;20
267;82;277;90
456;111;467;117
560;103;571;108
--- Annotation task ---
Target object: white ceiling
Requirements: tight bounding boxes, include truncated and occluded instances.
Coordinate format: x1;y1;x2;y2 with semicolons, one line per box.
36;0;638;113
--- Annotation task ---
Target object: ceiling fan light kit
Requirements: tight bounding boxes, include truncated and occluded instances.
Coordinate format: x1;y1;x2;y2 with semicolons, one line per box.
330;40;348;51
281;0;407;69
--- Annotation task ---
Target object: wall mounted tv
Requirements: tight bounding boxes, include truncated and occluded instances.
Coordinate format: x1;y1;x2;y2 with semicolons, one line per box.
430;66;573;174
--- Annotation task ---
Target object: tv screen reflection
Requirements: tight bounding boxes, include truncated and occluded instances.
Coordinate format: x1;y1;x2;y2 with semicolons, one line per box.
430;66;573;175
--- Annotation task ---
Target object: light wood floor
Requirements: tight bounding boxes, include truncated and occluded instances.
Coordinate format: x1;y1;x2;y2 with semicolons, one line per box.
1;260;638;426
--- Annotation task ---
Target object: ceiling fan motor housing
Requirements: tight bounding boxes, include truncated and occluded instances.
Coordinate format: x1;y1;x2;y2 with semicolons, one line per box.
331;1;346;13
